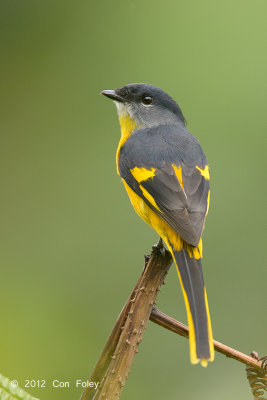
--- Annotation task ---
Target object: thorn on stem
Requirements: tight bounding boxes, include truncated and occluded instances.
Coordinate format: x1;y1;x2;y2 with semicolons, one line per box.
144;254;150;263
152;237;165;256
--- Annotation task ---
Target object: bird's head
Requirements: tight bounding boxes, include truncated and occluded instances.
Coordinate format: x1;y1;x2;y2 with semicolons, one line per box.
102;83;185;138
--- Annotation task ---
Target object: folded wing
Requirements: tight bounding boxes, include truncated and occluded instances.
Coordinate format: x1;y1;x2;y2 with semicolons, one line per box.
118;125;210;247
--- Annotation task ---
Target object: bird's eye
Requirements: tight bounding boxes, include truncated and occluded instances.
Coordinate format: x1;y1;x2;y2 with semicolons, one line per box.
142;95;153;105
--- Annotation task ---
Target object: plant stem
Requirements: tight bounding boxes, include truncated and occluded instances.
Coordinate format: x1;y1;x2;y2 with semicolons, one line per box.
150;308;264;371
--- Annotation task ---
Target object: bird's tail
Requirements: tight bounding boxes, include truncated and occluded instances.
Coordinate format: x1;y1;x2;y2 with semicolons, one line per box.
168;241;214;366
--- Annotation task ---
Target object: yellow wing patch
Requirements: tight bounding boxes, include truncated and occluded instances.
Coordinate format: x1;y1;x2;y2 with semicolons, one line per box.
139;184;161;212
196;165;210;180
129;166;160;212
172;164;184;189
130;167;156;182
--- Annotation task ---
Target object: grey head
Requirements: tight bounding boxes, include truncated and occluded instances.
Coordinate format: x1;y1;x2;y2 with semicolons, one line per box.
102;83;186;129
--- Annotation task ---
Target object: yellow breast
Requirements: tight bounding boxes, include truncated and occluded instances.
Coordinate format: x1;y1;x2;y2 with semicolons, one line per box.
116;113;138;174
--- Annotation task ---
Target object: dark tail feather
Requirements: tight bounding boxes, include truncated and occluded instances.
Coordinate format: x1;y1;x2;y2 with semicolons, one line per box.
170;246;214;366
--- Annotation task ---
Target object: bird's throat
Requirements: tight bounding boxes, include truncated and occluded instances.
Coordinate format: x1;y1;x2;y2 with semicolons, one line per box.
116;105;139;174
119;114;138;140
116;102;138;140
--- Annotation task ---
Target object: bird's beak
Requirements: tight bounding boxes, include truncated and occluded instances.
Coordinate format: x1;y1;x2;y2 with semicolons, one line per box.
101;89;123;102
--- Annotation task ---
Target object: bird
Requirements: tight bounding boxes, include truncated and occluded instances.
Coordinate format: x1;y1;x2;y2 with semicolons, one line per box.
101;83;214;367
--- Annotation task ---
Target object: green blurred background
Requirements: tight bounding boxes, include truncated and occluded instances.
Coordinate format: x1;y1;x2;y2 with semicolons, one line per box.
0;1;266;399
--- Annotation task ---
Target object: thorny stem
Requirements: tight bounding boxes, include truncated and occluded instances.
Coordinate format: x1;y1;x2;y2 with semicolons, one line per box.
80;242;173;400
